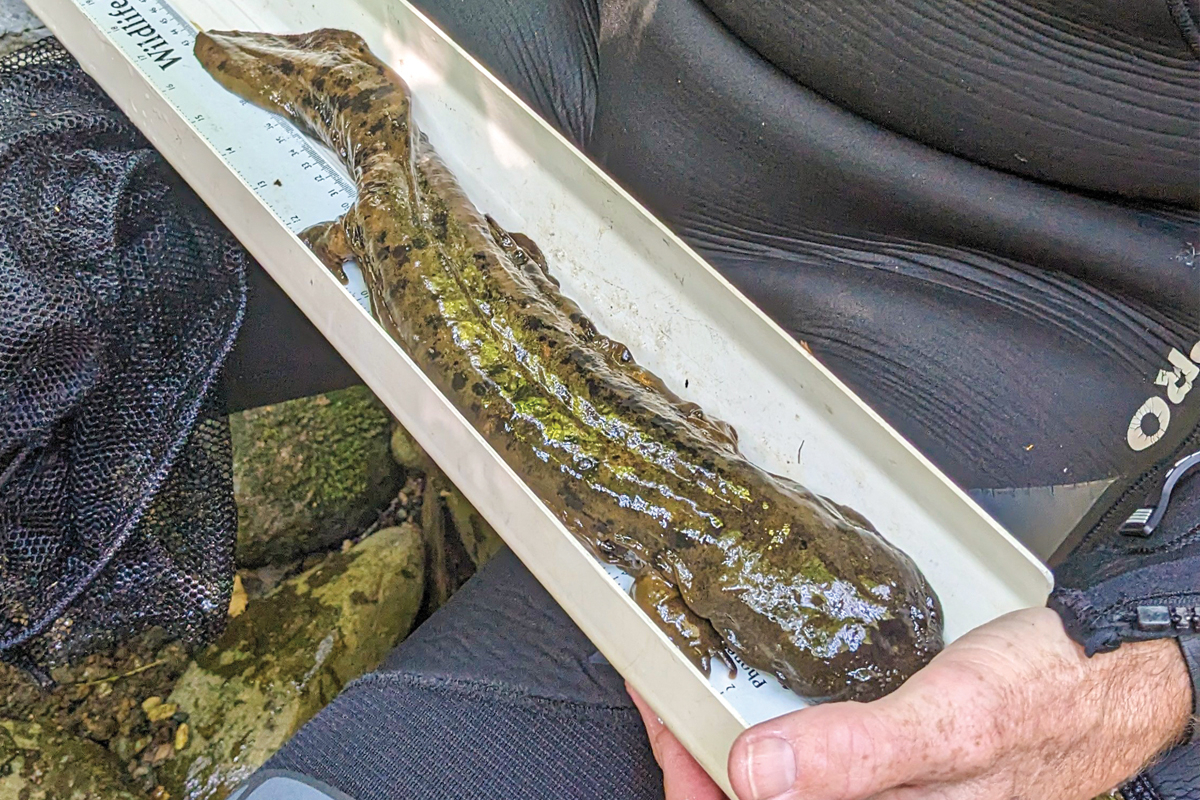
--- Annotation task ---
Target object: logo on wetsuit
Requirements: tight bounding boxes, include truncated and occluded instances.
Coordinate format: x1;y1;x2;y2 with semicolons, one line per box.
1127;342;1200;452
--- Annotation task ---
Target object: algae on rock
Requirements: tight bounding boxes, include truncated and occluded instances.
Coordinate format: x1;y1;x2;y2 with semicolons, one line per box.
157;524;425;800
231;385;403;567
0;720;142;800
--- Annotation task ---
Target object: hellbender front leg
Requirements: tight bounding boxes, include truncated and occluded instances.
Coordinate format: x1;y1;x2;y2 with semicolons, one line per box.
300;219;353;283
632;569;736;679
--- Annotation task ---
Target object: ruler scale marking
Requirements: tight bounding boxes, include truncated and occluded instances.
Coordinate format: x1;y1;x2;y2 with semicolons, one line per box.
79;0;372;305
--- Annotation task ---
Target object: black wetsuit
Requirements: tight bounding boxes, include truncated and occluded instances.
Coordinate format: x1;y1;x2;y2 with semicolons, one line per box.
225;1;1200;797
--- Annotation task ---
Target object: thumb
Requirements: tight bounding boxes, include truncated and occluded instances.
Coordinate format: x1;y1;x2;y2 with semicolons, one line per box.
727;688;962;800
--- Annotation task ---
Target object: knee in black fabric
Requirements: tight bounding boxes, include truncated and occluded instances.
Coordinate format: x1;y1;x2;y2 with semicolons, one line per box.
254;549;659;800
411;0;1199;495
711;243;1199;494
411;0;599;145
694;0;1200;205
380;549;629;706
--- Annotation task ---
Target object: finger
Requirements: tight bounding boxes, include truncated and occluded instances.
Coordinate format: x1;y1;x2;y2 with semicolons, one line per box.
628;683;729;800
728;678;986;800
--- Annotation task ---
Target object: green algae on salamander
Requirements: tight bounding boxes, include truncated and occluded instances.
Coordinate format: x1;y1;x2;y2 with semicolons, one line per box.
193;28;944;703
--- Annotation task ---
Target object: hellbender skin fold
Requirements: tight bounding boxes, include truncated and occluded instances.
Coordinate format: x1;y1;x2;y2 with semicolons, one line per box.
194;28;944;702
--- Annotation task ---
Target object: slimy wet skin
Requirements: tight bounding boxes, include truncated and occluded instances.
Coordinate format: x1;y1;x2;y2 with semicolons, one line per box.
194;28;944;702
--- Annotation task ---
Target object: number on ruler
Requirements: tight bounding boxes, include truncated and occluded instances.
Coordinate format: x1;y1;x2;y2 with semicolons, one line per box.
314;174;326;182
192;113;205;123
288;214;302;225
301;162;313;170
328;188;341;197
254;180;268;190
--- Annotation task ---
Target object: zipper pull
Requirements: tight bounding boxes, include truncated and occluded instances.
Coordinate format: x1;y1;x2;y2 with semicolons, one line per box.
1120;451;1200;537
1136;605;1200;633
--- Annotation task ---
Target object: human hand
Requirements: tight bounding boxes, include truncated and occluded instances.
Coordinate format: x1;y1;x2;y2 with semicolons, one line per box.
630;607;1193;800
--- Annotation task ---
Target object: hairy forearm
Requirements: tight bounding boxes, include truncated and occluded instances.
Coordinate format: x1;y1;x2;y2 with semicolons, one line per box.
1098;637;1192;780
974;610;1193;793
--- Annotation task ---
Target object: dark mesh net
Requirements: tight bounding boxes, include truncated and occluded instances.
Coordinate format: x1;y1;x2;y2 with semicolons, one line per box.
0;39;247;674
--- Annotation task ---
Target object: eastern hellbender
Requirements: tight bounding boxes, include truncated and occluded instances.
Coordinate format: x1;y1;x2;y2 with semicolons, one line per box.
194;28;943;702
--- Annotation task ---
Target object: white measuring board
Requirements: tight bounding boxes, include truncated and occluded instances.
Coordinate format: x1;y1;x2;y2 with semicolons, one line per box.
71;0;808;723
33;0;1054;790
78;0;376;308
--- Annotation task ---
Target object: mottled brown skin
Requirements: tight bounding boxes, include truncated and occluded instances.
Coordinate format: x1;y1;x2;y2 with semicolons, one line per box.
194;28;944;702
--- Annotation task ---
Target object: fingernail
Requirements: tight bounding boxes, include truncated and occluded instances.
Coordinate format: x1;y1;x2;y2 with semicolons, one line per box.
743;736;796;799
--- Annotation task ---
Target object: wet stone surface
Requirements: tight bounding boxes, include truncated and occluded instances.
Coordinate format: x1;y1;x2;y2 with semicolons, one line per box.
156;523;425;800
391;422;502;570
0;373;442;797
0;719;143;800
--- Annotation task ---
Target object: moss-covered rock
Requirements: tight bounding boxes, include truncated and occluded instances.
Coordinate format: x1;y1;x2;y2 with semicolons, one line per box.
231;385;403;567
390;423;503;569
157;524;425;800
0;720;141;800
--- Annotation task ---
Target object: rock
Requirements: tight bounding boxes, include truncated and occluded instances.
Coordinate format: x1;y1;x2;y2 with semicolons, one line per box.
158;524;425;800
0;719;141;799
0;0;49;59
391;423;503;569
0;0;40;33
389;422;428;472
231;385;403;567
442;483;504;568
143;697;178;722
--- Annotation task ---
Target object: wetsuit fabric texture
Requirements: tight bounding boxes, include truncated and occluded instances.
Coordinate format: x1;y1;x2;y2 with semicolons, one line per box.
696;0;1200;205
